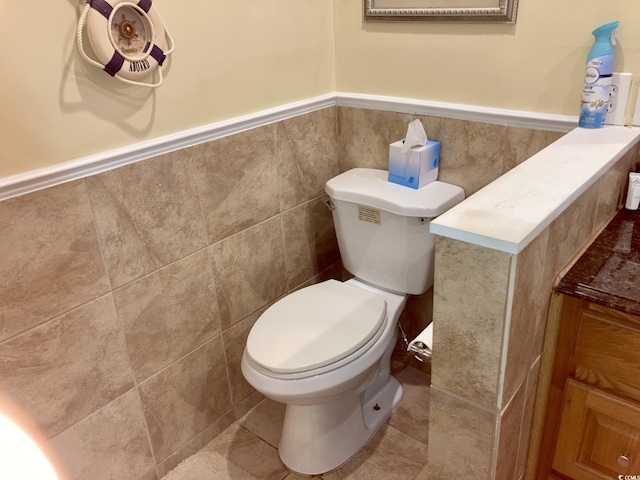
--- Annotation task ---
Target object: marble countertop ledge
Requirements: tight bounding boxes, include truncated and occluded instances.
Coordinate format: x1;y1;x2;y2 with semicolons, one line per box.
430;126;640;254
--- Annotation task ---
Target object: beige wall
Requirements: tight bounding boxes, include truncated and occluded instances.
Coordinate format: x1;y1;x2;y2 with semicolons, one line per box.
0;0;336;177
333;0;640;115
5;0;640;181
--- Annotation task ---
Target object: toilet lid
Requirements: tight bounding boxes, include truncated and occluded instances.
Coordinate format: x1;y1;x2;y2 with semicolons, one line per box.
246;280;387;375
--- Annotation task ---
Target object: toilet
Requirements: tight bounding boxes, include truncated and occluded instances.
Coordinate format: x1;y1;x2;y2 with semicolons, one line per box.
241;168;464;475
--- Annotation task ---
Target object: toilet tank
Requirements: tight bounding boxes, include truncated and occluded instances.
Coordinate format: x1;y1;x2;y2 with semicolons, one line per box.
325;168;465;295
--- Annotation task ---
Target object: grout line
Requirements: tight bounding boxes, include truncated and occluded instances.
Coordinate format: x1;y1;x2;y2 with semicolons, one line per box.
496;254;518;412
82;177;162;468
218;323;237;409
512;356;541;480
132;386;160;467
0;290;112;347
82;177;115;294
490;253;518;479
188;148;212;250
428;384;496;415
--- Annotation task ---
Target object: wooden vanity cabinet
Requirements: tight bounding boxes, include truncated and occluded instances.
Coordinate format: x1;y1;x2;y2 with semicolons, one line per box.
539;295;640;480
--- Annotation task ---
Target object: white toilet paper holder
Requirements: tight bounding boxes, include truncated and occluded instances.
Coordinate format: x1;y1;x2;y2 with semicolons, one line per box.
398;323;432;362
408;341;432;362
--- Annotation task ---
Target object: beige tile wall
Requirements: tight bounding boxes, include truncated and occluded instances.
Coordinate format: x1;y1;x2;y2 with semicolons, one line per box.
427;144;640;480
0;104;568;480
0;107;341;480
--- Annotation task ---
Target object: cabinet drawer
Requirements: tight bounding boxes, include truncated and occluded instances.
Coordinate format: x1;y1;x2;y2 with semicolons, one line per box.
574;308;640;401
553;380;640;480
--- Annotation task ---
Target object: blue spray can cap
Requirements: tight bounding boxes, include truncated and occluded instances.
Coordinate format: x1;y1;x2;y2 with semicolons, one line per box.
586;21;620;63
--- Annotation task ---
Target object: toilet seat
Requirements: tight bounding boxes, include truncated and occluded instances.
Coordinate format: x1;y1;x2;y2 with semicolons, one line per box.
245;280;387;379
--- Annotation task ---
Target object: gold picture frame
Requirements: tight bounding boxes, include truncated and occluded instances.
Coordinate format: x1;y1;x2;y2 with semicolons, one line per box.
363;0;518;23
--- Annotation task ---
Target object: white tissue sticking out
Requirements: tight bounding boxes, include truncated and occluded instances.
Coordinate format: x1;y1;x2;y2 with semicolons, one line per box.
408;322;433;360
400;119;428;153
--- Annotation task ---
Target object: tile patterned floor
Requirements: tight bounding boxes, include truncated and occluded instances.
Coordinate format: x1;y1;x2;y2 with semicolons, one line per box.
162;366;431;480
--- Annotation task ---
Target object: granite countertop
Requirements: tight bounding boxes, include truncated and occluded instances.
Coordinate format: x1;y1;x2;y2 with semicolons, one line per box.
557;208;640;316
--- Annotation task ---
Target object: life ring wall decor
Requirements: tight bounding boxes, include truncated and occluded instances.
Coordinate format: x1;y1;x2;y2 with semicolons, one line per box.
77;0;175;88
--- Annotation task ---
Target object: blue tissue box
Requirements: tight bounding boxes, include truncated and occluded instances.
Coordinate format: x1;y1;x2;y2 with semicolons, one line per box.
388;139;440;189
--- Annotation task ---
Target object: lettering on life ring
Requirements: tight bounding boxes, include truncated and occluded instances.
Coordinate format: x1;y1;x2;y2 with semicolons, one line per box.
129;59;150;72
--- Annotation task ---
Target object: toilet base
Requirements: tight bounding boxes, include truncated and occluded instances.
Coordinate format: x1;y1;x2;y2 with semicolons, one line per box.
278;375;403;475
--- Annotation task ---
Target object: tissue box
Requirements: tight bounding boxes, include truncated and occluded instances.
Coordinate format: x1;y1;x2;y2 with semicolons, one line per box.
388;139;440;189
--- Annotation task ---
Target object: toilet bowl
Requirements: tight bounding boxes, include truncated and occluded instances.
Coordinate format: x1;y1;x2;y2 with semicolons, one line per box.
241;168;465;475
241;278;407;474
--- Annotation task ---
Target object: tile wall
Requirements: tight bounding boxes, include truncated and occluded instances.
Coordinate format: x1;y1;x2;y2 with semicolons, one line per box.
427;143;640;480
0;107;342;480
0;104;565;480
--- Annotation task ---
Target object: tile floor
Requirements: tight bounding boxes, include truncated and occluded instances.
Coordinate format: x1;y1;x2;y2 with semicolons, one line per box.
162;366;431;480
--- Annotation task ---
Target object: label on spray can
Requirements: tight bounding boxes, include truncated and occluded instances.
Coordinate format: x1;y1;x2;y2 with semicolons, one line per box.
579;55;614;128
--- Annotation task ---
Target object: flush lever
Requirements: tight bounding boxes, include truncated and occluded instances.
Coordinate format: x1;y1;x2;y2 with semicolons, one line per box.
325;199;335;211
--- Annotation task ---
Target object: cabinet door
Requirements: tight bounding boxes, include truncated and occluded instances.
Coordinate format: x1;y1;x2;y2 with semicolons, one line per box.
553;379;640;479
574;307;640;401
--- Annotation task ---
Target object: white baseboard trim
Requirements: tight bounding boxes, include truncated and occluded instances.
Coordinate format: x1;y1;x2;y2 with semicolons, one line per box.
0;92;578;201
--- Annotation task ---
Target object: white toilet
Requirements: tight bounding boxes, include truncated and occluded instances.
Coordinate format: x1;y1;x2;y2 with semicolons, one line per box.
241;168;464;475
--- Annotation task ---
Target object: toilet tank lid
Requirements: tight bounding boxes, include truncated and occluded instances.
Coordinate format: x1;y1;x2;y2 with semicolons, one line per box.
325;168;465;217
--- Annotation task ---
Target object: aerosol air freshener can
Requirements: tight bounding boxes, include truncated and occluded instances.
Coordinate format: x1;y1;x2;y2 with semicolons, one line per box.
578;21;620;129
